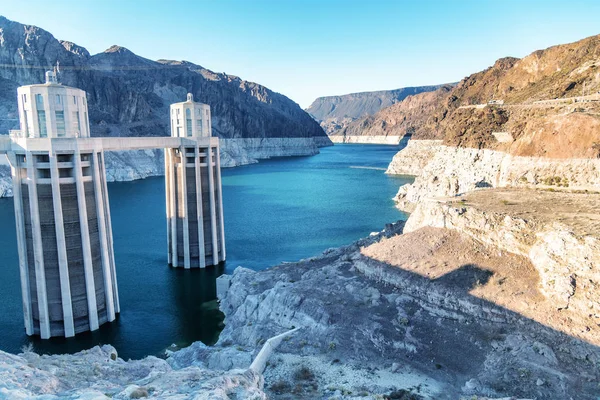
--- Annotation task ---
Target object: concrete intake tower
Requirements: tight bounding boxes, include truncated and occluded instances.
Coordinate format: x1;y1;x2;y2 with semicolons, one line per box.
166;93;226;268
0;72;226;339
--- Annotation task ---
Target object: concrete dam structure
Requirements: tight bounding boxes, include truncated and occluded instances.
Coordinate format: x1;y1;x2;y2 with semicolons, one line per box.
0;72;226;339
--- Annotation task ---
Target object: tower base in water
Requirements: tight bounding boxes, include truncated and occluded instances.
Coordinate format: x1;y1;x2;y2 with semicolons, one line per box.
165;140;226;268
8;143;119;339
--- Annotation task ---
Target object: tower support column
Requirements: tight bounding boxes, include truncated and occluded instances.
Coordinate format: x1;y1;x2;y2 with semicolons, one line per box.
194;146;206;268
92;149;116;322
215;145;226;261
165;148;173;266
74;149;99;331
180;146;191;269
49;151;75;337
26;151;51;339
166;148;179;267
99;150;120;314
8;152;34;335
207;146;219;266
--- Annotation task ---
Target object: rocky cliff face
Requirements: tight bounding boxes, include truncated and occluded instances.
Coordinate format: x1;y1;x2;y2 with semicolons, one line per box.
305;85;446;139
0;15;330;193
385;140;443;176
387;140;600;212
347;34;600;157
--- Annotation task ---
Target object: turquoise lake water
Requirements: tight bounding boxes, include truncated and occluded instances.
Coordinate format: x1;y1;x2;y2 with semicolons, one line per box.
0;144;411;359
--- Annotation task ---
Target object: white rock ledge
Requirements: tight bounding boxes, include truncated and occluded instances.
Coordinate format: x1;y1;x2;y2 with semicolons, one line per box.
388;140;600;211
0;137;332;198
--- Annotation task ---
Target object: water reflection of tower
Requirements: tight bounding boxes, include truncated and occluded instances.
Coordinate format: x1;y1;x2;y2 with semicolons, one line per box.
169;264;225;346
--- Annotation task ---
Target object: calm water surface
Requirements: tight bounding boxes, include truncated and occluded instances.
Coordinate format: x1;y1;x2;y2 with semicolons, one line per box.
0;144;411;359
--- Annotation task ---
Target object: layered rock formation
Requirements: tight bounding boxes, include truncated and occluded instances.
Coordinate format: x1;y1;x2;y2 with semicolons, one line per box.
385;139;443;176
219;137;321;167
0;15;330;197
306;85;446;141
388;140;600;211
405;189;600;318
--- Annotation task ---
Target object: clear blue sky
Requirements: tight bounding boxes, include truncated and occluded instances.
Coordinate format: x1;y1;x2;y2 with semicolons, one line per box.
2;0;600;108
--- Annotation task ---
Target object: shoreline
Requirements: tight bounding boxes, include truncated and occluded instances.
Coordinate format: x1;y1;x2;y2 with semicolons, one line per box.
0;136;333;198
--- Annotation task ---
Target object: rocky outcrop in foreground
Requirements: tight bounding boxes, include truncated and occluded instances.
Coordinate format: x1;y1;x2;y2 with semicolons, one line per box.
0;345;267;399
213;219;599;399
406;189;600;330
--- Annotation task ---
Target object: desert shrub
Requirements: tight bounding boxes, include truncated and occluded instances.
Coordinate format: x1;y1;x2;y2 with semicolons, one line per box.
270;380;291;394
294;365;315;381
129;387;149;399
384;389;424;400
542;176;569;187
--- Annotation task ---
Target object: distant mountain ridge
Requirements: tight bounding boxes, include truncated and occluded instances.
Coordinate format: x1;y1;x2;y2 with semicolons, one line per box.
305;85;449;138
307;85;446;121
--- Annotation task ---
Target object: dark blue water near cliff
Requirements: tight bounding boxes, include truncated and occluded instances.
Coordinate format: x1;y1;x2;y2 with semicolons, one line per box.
0;144;411;359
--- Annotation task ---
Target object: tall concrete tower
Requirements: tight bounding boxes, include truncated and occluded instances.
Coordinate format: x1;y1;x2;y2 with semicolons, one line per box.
9;71;118;338
165;93;226;268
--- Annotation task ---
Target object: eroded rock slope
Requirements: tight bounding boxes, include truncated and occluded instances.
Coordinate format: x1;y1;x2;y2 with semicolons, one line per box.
347;33;600;158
